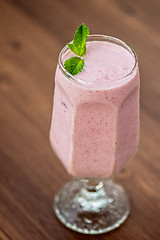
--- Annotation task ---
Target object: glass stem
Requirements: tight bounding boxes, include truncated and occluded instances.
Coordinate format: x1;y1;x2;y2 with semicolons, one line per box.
74;179;111;212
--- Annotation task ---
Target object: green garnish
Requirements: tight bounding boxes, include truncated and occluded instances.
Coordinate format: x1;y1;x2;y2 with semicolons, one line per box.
64;57;84;76
67;23;89;57
64;23;89;76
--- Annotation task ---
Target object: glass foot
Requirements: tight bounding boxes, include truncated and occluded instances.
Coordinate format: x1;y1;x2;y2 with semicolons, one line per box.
54;179;130;234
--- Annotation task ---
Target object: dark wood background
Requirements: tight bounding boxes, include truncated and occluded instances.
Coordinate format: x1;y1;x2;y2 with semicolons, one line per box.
0;0;159;239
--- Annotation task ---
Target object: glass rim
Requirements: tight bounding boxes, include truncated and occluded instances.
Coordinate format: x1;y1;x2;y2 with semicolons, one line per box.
58;34;138;85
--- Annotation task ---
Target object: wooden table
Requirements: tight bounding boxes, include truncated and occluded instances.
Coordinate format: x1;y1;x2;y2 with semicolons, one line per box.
0;0;159;239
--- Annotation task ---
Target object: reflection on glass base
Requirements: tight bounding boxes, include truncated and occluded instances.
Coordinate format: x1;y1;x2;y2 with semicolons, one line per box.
54;179;130;235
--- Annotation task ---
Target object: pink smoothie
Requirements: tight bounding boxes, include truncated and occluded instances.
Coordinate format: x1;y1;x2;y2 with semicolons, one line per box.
50;36;140;178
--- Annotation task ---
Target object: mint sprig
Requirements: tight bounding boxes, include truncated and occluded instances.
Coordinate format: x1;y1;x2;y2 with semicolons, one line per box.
64;23;89;76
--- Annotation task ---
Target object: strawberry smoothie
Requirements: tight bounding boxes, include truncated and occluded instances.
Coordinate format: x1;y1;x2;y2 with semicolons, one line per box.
50;35;140;178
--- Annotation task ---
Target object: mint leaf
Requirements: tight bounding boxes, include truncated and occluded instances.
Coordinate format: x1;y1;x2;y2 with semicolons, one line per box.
67;23;89;57
64;57;84;76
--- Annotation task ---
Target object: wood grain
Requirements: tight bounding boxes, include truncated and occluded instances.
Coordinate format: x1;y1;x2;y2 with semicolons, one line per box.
0;0;159;239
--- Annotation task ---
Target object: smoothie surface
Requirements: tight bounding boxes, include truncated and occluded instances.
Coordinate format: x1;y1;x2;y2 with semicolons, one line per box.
63;41;135;83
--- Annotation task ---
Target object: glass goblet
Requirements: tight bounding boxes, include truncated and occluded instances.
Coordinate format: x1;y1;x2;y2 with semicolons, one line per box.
50;35;139;234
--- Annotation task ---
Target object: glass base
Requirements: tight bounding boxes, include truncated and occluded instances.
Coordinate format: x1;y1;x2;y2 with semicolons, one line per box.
54;179;130;234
